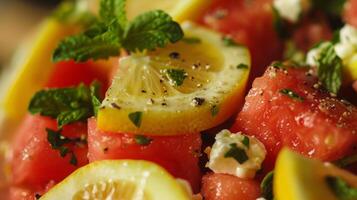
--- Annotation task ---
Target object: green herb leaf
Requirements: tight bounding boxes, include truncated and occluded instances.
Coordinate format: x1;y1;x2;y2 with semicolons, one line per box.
53;0;184;62
315;42;343;94
46;128;76;165
53;23;121;62
224;143;249;164
129;111;142;127
123;10;183;52
236;63;249;69
326;176;357;200
210;105;219;117
242;136;250;148
165;69;187;86
134;135;152;145
100;0;127;28
280;88;305;102
90;81;103;116
70;152;78;166
261;171;274;200
271;61;285;69
222;36;240;47
182;37;201;44
29;82;101;128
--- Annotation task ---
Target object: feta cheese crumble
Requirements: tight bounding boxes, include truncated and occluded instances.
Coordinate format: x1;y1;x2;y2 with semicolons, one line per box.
273;0;310;23
206;129;266;179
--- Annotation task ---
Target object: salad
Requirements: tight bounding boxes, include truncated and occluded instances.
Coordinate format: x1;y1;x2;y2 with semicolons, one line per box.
0;0;357;199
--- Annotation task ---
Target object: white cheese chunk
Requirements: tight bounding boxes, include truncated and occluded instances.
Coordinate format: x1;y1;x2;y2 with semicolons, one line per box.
206;130;266;179
273;0;309;23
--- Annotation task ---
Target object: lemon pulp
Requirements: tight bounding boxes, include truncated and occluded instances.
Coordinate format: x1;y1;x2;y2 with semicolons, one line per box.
97;22;250;135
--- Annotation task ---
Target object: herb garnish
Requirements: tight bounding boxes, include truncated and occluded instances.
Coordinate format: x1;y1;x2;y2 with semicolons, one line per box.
46;128;85;166
334;154;357;168
53;0;184;62
210;105;219;117
222;36;240;47
279;88;305;102
166;69;187;86
237;63;249;69
315;42;343;94
271;61;285;69
28;82;102;128
242;136;250;148
261;171;274;200
224;143;249;164
326;176;357;200
135;135;152;145
129;111;143;127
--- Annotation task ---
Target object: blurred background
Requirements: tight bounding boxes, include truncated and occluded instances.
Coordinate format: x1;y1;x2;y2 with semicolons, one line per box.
0;0;61;72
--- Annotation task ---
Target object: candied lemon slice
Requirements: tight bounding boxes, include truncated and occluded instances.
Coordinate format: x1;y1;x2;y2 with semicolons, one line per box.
40;160;190;200
97;22;250;135
126;0;211;22
274;148;357;200
0;18;76;120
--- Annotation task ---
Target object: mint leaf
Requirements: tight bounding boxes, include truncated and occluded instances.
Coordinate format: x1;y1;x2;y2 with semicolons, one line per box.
46;128;85;166
122;10;183;52
129;111;142;127
134;135;152;145
100;0;127;28
90;81;103;116
222;36;240;47
29;82;101;128
210;105;219;117
165;69;187;86
279;88;305;102
53;0;184;62
53;23;121;62
224;143;249;164
316;42;343;94
242;136;250;148
326;176;357;200
261;171;274;200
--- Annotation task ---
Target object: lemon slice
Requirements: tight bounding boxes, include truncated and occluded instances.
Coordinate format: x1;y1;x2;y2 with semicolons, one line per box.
97;22;250;135
40;160;190;200
0;18;76;120
126;0;211;22
274;148;357;200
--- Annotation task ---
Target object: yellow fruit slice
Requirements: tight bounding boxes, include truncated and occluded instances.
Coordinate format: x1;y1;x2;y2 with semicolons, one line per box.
0;18;76;120
126;0;211;22
274;148;357;200
40;160;190;200
97;22;250;135
345;54;357;81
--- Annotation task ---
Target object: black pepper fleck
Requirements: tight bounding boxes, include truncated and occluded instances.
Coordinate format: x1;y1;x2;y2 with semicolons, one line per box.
169;52;180;59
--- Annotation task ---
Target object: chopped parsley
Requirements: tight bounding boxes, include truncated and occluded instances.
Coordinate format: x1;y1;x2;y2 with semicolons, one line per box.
224;143;249;164
28;82;102;128
129;111;143;127
326;176;357;200
210;105;219;117
165;69;187;86
261;171;274;200
279;88;305;102
236;63;249;69
242;136;250;148
315;42;343;94
134;135;152;145
222;36;240;47
182;37;201;44
53;0;184;62
271;61;285;69
191;97;205;107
